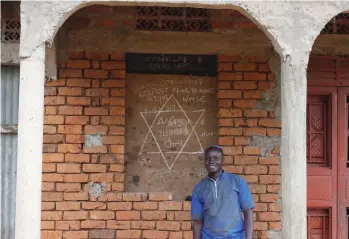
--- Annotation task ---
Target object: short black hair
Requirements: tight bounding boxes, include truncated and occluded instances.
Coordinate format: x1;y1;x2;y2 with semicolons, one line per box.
204;145;224;157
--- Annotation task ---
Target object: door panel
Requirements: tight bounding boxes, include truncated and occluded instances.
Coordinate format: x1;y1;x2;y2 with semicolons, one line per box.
307;87;337;239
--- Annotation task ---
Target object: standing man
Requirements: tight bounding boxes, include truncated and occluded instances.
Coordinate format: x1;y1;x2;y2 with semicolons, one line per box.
191;145;254;239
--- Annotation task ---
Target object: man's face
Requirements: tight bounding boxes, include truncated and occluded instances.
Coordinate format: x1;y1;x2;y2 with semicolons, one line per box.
204;149;223;173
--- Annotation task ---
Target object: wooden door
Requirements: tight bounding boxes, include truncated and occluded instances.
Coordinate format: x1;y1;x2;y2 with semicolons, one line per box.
307;87;338;239
337;88;349;239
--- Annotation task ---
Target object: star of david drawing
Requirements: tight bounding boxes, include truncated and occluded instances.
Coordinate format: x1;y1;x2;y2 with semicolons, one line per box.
139;95;205;170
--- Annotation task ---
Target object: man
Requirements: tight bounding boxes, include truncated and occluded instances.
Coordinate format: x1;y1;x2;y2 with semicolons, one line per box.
191;145;254;239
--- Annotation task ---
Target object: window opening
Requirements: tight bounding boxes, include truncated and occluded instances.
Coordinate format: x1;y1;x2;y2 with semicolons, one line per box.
136;6;211;32
321;13;349;35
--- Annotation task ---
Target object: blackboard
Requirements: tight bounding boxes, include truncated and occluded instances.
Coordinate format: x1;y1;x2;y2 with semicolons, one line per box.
126;53;217;77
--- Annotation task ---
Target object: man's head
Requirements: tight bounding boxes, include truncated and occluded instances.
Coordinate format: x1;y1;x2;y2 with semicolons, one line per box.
204;145;223;174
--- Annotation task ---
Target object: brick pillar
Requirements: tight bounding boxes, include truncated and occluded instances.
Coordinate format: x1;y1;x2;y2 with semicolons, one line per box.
16;43;46;239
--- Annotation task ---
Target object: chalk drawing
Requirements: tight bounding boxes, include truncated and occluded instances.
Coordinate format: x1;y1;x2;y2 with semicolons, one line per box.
139;95;205;170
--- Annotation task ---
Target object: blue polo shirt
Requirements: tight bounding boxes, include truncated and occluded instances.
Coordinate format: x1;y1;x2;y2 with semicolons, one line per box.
191;171;255;239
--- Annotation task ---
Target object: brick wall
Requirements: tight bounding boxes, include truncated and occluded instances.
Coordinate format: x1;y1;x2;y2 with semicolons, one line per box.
41;51;281;239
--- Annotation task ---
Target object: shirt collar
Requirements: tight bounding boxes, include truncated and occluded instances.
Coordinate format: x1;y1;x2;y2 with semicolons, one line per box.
206;170;226;181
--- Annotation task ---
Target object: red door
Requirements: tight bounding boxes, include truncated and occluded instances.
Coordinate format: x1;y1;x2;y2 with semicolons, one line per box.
307;87;338;239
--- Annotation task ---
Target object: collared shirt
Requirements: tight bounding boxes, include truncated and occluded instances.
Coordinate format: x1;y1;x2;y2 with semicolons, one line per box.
191;171;255;239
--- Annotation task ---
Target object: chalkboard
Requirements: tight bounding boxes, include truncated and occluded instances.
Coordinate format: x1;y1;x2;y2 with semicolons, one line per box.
125;74;217;199
126;53;217;77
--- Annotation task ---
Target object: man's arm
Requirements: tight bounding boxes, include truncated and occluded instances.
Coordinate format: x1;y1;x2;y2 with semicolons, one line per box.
192;220;203;239
243;209;253;239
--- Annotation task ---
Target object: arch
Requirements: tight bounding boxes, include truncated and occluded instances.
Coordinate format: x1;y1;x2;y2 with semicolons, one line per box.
20;1;286;58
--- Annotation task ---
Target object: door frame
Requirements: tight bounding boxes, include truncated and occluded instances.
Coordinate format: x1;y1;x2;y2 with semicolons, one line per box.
337;88;349;239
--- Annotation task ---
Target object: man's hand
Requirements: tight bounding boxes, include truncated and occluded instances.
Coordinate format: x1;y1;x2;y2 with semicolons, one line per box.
192;220;203;239
243;209;254;239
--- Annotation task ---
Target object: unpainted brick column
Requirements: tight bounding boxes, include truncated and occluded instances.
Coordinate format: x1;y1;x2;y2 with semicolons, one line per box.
16;43;46;239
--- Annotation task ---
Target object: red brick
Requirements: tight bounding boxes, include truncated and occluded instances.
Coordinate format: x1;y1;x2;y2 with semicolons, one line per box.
244;90;263;99
64;192;88;201
101;61;125;70
259;156;279;165
142;230;168;239
148;192;172;201
224;165;243;174
108;202;132;210
244;128;266;136
218;109;242;118
248;56;268;63
67;97;91;106
110;70;126;78
42;192;63;201
142;211;166;220
90;116;99;125
234;155;258;165
65;135;84;144
42;182;55;191
81;220;106;229
218;72;242;81
218;63;233;72
181;222;191;230
83;146;107;154
85;88;109;97
183;202;191;211
131;221;156;229
66;79;91;87
260;194;279;203
59;69;82;78
92;60;100;69
44;116;65;125
254;222;268;231
67;59;91;69
43;135;63;144
115;211;140;220
65;154;89;163
56;183;81;192
58;125;82;134
109;126;125;135
259;212;280;221
43;153;64;163
234;99;257;108
243;147;260;155
85;52;109;60
217;90;242;99
57;87;82;97
84;107;108;115
110;145;125;154
65;116;89;125
102;97;125;106
45;96;65;106
217;118;234;127
111;88;125;97
158;202;182;211
218;128;243;136
156;221;180;231
244;72;266;81
67;50;84;59
82;164;106;173
110;53;125;61
107;221;130;229
217;136;233;145
41;221;55;230
103;136;124;145
84;125;108;135
64;174;89;182
45;87;57;96
116;230;141;239
267;185;280;193
56;201;81;210
269;222;281;230
82;202;106;210
217;82;231;89
222;146;242;156
58;106;83;115
183;231;193;239
41;231;62;239
57;144;81;153
42;173;64;182
234;137;249;146
109;107;125;116
89;211;115;220
250;185;267;194
245;165;268;175
267;128;281;136
43;144;56;153
269;165;280;174
44;125;57;134
259;64;270;72
233;81;257;90
123;193;147;202
243;109;267;117
42;202;55;210
62;231;88;239
260;175;280;184
90;173;114;182
254;203;268;212
218;99;232;108
133;202;158;210
84;69;108;79
259;119;281;127
109;164;124;172
234;63;257;71
174;211;191;221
